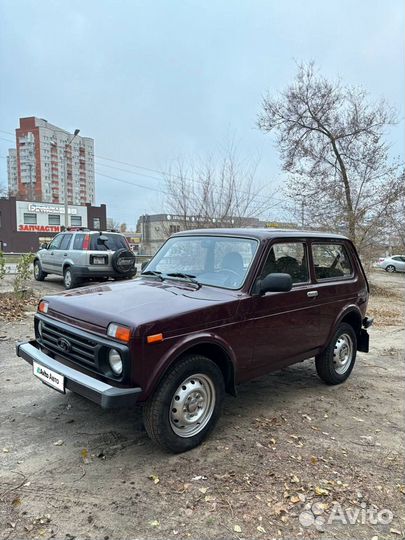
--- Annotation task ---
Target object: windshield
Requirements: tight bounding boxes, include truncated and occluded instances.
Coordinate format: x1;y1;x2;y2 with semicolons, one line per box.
145;235;258;290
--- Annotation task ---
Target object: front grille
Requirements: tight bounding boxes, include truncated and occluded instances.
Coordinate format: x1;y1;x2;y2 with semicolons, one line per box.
40;320;98;367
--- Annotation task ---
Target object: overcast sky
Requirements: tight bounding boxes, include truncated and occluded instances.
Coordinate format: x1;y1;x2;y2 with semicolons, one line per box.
0;0;403;229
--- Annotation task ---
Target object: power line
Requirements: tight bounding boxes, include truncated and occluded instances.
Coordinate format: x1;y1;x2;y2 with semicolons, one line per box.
0;125;286;206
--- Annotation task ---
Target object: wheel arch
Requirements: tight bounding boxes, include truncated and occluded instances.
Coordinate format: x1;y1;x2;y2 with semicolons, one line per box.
143;335;237;400
323;306;362;351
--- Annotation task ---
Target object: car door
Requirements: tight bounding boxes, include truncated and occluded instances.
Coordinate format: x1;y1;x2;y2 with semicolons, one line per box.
309;241;359;344
246;240;322;375
55;233;74;272
392;256;405;272
41;233;64;273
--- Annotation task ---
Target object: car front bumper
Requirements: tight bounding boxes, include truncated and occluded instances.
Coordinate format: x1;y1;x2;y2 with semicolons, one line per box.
16;341;142;408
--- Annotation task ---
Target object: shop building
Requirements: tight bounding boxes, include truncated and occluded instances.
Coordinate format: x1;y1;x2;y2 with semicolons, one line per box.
0;197;106;252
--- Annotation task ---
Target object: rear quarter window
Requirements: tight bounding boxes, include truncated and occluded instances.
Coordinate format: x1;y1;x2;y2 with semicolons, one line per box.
90;234;128;251
312;243;353;280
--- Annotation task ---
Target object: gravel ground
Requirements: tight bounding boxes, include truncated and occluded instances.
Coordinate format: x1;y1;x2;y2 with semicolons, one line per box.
0;270;404;540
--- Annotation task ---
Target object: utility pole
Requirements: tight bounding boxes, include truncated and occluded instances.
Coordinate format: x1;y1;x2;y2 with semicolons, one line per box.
28;163;33;201
301;199;305;228
64;129;80;228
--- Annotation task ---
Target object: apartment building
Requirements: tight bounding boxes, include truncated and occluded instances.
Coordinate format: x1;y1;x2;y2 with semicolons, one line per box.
7;148;18;195
7;117;95;206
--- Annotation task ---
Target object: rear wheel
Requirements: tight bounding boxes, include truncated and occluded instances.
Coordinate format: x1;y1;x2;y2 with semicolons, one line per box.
63;267;79;290
33;260;47;281
315;323;357;385
385;265;396;273
143;355;225;453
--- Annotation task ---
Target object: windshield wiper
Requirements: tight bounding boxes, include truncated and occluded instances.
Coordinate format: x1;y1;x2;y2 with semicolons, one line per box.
163;272;200;287
141;270;164;280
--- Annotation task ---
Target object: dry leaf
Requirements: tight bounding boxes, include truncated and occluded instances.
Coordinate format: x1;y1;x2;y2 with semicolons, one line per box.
390;529;402;536
315;486;329;496
273;502;288;515
81;448;90;463
290;495;300;504
311;456;318;464
149;474;160;484
149;520;160;527
199;487;208;494
234;525;242;533
54;440;64;446
290;474;300;483
257;525;266;533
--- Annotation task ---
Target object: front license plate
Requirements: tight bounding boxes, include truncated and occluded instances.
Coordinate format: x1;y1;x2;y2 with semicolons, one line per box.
33;361;65;392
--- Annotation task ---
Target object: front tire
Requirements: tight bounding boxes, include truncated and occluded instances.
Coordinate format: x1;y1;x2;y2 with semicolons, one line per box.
315;323;357;385
143;355;225;453
385;265;396;273
33;260;47;281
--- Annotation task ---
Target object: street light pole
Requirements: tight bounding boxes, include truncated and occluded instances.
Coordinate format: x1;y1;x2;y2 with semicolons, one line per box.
64;129;80;228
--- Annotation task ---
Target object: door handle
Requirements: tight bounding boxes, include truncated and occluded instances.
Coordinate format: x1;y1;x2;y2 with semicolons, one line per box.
307;290;318;298
63;253;67;256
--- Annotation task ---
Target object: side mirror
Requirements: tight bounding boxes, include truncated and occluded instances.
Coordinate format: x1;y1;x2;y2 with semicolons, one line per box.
257;273;292;295
41;243;48;250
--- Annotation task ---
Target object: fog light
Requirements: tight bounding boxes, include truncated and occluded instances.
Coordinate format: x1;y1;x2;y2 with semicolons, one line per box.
108;349;123;375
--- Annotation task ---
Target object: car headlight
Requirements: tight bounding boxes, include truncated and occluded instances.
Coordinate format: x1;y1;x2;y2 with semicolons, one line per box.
108;348;123;376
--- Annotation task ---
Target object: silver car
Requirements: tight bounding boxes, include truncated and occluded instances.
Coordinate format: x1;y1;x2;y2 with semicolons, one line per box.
33;230;136;289
377;255;405;273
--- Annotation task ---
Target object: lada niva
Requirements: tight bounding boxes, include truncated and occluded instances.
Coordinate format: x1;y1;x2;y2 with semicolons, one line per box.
17;229;373;452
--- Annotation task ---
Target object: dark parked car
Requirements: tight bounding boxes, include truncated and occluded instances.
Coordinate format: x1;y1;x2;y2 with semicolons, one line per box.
17;229;373;452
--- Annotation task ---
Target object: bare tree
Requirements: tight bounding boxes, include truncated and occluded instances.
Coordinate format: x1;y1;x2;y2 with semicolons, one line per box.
164;146;276;230
257;62;404;252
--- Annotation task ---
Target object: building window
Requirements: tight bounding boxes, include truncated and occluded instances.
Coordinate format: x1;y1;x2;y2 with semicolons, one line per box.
48;214;60;226
24;213;37;225
93;217;101;229
70;215;82;227
169;225;181;234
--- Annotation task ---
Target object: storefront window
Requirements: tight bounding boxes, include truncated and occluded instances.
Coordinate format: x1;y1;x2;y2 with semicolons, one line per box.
23;213;37;224
71;215;82;227
48;214;60;226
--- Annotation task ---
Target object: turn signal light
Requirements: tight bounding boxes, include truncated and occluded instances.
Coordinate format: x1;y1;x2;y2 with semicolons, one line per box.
147;333;163;344
107;323;131;342
38;300;49;314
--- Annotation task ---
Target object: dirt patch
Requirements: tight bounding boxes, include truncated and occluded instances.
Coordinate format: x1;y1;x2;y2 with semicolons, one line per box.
0;291;39;322
0;270;404;539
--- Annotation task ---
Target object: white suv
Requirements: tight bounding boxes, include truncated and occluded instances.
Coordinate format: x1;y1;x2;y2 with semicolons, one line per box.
33;229;136;289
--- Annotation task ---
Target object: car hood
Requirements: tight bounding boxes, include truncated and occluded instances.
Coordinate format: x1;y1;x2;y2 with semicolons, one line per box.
43;277;239;334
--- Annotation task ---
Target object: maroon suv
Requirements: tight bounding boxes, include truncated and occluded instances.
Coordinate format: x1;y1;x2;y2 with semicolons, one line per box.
17;229;372;452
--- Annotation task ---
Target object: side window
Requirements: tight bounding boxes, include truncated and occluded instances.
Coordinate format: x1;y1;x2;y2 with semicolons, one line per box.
48;234;64;250
260;242;309;284
60;234;73;250
73;233;85;250
312;243;353;280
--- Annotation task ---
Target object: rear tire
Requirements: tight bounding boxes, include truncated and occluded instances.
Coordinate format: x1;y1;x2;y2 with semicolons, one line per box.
143;355;225;453
33;260;47;281
315;323;357;385
385;265;396;273
63;267;79;290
